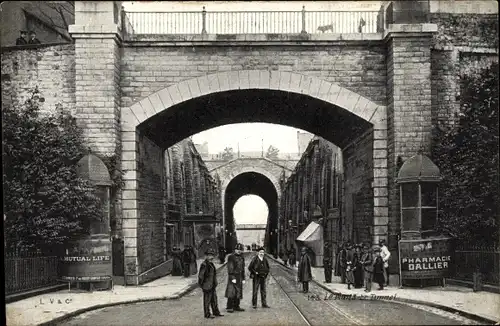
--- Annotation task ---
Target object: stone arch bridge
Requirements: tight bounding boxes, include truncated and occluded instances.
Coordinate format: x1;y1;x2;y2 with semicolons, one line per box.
207;157;295;249
1;1;497;285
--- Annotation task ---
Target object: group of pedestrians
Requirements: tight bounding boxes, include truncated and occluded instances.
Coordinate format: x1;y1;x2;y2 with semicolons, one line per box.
197;243;272;319
15;30;41;45
171;245;197;277
279;246;296;267
335;239;391;292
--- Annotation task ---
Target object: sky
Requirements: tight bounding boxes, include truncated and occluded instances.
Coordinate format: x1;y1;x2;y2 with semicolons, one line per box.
191;123;306;154
233;195;269;224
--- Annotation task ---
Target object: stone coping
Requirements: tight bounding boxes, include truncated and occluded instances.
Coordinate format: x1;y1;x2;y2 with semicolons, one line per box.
123;32;385;45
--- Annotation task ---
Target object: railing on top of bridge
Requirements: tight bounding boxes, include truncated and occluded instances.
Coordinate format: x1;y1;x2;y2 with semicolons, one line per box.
123;6;384;37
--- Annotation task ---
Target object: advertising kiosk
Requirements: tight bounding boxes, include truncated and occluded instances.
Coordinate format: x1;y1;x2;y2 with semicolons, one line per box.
396;153;453;287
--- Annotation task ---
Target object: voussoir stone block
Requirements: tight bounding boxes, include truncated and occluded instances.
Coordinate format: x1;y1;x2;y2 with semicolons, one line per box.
269;71;280;90
278;71;292;91
259;70;271;89
177;80;192;102
217;72;230;92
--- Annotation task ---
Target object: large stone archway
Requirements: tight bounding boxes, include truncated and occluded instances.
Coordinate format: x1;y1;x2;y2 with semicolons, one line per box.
121;70;386;130
120;71;388;285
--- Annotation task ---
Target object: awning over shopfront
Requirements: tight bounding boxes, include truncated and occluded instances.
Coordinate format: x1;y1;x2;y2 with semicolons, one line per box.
296;221;323;243
296;221;324;267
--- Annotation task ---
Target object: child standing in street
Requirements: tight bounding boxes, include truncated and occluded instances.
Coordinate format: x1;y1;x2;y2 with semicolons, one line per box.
373;246;385;290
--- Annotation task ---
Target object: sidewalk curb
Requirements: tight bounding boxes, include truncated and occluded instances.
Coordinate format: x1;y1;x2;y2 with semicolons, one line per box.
38;262;228;326
267;255;498;325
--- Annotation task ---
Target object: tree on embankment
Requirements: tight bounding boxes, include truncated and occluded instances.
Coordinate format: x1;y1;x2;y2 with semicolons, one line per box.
2;88;102;253
433;62;499;246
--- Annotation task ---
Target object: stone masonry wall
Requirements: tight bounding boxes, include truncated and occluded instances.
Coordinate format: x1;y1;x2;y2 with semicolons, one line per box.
120;45;387;108
1;44;75;113
137;134;164;273
74;37;121;156
342;130;374;245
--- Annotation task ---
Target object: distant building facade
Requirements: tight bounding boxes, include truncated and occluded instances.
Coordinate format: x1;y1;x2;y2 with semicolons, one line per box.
235;224;266;248
0;1;74;47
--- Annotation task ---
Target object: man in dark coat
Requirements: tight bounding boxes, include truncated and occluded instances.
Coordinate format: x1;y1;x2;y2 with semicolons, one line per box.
339;242;349;283
225;243;246;312
218;245;225;264
353;244;364;288
182;245;191;277
360;243;373;292
373;246;385;290
288;246;296;267
248;247;271;309
28;31;41;44
189;245;198;275
323;241;333;283
298;247;312;293
16;31;27;45
198;249;224;319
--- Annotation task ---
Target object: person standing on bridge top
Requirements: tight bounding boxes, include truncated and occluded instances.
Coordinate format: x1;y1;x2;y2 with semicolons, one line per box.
16;30;28;45
225;243;246;313
298;247;312;293
248;247;271;309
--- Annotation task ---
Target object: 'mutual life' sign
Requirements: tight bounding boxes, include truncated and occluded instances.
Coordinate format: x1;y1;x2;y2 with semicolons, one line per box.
59;236;112;282
399;238;453;280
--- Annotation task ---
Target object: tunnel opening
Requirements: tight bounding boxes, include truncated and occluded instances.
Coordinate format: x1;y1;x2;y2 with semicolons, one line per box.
224;172;278;254
233;195;268;250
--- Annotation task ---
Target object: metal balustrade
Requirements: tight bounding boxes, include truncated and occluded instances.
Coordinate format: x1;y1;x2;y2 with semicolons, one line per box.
123;7;383;36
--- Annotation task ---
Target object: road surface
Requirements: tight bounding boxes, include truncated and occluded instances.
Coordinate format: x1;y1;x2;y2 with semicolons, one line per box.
59;255;480;326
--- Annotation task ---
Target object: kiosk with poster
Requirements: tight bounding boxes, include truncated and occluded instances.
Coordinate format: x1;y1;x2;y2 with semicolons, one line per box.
396;153;454;287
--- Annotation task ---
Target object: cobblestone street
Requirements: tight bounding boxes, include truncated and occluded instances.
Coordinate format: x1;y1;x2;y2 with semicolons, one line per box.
58;258;479;326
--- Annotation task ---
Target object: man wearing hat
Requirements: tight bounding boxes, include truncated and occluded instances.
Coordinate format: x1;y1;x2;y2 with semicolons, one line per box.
16;31;28;45
28;31;41;44
248;247;271;309
225;243;246;312
379;239;391;286
360;243;373;292
298;247;312;293
198;248;224;319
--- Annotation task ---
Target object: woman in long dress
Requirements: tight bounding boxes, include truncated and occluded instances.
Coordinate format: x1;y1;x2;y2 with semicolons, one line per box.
189;245;198;275
298;247;312;293
171;246;183;276
353;244;364;288
345;243;355;289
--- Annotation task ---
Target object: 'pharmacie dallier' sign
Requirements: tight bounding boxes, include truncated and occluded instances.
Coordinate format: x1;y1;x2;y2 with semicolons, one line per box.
399;238;453;280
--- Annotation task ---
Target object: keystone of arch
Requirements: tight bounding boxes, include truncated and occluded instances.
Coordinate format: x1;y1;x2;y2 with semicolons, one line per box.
122;70;385;130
